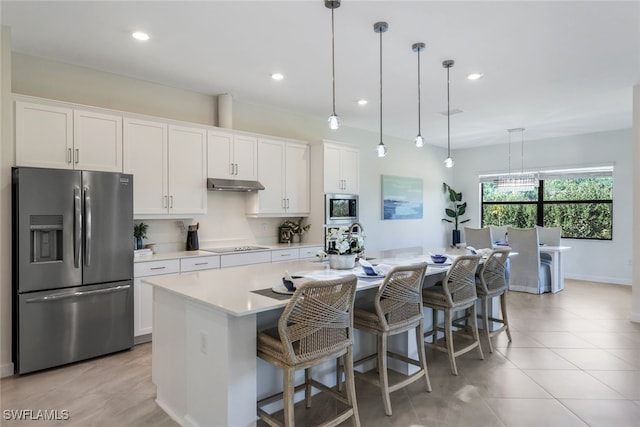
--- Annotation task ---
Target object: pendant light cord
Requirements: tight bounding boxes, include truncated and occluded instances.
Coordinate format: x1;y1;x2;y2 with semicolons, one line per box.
331;6;336;114
379;27;383;144
446;65;451;158
417;48;421;135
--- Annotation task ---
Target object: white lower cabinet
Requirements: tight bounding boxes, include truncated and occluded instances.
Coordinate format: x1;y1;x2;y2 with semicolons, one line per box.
299;245;324;259
220;251;272;268
271;248;299;262
133;259;180;341
180;255;221;272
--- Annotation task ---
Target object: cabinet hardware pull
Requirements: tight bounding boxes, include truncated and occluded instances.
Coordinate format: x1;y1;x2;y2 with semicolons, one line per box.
230;163;234;175
169;195;174;208
74;148;80;164
150;266;166;270
234;163;238;175
194;262;208;266
164;195;168;208
67;148;72;164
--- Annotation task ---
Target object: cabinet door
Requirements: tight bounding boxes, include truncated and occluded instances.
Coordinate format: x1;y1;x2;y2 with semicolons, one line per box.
134;278;153;338
340;146;360;194
124;118;168;215
233;135;258;181
207;130;233;179
323;143;343;193
168;125;207;215
285;143;310;215
15;101;73;169
73;109;123;172
255;139;286;214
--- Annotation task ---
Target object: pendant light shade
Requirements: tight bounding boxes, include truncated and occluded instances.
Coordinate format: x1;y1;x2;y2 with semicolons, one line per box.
443;59;455;168
326;0;341;130
374;21;388;158
412;42;425;148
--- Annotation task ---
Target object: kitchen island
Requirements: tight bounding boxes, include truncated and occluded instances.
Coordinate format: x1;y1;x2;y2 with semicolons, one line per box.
144;249;449;427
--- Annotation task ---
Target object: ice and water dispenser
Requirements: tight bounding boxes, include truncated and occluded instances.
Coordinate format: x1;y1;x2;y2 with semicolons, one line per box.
30;215;63;263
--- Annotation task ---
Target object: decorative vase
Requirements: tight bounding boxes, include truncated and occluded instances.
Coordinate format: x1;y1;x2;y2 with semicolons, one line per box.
292;233;301;244
328;253;357;270
136;236;144;250
452;229;461;246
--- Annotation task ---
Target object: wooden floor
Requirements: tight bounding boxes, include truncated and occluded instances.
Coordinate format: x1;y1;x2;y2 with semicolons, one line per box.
2;280;639;426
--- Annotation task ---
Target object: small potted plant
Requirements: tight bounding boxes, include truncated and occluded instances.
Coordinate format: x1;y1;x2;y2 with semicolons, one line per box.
280;218;311;243
441;183;469;246
133;222;148;250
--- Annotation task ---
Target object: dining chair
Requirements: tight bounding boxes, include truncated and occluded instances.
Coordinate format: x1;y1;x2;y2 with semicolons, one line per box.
422;255;483;376
489;224;511;245
464;226;493;249
476;248;511;353
351;262;431;416
506;227;551;294
257;275;360;427
536;226;562;262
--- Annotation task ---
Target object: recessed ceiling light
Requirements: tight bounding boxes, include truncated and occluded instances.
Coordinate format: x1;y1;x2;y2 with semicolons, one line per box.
132;31;150;41
357;99;368;106
467;72;484;81
271;73;284;81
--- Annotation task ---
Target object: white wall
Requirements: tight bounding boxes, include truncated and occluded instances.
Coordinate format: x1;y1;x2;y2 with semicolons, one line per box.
453;128;633;285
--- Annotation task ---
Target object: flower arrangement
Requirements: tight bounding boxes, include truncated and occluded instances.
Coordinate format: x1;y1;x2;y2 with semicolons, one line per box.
281;218;311;236
325;226;364;255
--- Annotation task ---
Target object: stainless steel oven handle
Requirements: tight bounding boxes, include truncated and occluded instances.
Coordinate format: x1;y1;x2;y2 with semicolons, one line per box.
25;284;131;303
74;186;82;268
84;187;92;266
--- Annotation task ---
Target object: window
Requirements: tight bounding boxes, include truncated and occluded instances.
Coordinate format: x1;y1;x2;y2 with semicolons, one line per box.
480;167;613;240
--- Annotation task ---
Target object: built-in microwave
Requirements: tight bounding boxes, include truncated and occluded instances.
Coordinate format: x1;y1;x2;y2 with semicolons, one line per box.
325;193;358;225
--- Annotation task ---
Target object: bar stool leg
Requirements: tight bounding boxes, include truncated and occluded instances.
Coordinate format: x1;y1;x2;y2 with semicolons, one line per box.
415;319;432;392
501;292;512;342
470;304;485;360
377;333;392;416
482;296;494;353
283;367;295;426
444;309;457;375
343;347;361;427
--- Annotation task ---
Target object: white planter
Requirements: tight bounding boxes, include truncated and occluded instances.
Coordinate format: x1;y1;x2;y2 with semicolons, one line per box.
328;254;357;270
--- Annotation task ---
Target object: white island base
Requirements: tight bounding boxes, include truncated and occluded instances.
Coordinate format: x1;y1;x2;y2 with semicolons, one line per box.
152;287;257;427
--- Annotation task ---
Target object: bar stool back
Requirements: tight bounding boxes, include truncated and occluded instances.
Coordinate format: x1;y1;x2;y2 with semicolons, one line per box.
476;248;511;353
257;275;360;427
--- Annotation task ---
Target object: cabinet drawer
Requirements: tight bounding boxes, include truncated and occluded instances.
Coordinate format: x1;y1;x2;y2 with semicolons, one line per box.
271;248;299;263
180;256;220;272
299;246;324;259
134;259;180;277
220;251;271;268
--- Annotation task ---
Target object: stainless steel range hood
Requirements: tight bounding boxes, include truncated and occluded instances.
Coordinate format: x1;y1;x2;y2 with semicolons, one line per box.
207;178;265;192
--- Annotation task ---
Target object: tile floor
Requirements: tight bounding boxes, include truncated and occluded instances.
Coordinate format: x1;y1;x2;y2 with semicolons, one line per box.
1;279;639;426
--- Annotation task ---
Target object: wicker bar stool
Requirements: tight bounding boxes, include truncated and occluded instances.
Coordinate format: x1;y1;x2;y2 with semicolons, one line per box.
422;255;483;376
257;275;360;427
476;248;511;353
351;263;432;416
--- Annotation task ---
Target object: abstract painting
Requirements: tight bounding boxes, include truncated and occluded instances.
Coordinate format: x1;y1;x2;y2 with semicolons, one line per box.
382;175;424;220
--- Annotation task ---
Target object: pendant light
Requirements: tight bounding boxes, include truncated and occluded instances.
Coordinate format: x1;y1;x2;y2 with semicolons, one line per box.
326;1;341;130
443;59;455;168
493;128;539;191
374;21;388;158
412;42;425;147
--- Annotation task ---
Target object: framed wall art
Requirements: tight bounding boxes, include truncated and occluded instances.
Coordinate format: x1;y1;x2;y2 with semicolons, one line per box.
381;175;424;220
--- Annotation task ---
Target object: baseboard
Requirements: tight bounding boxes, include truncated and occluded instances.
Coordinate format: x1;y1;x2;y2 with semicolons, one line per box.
134;333;152;345
1;362;14;378
565;274;631;286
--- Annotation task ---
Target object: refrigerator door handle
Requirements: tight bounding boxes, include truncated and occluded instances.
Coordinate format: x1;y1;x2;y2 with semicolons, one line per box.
84;186;92;266
74;186;82;268
25;284;131;303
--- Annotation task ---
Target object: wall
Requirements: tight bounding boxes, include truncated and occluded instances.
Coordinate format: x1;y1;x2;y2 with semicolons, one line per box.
632;84;640;322
0;26;13;377
453;128;633;285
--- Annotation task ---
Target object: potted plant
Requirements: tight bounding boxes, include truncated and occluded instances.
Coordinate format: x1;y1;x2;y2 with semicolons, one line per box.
133;222;148;250
280;218;311;243
322;226;364;269
441;182;469;246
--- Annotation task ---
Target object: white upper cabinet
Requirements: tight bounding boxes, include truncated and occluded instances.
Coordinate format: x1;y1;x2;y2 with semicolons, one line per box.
123;117;168;215
124;118;207;216
73;110;123;172
15;100;123;172
323;141;359;194
247;138;309;217
207;130;257;181
168;125;207;215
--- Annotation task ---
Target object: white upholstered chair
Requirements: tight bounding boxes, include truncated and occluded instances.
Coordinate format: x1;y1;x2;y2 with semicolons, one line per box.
536;226;562;262
463;227;493;250
489;225;511;244
506;227;551;294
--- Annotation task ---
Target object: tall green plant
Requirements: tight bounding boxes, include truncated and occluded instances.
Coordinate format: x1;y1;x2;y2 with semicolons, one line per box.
442;182;470;230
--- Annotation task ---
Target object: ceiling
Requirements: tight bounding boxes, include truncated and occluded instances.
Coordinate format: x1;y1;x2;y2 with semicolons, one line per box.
2;1;639;149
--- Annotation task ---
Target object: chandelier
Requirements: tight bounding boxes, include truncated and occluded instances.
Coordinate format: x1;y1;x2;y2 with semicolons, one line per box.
493;128;539;191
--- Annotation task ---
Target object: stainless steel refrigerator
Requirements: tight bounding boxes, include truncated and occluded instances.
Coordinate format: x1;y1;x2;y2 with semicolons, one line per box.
12;167;134;374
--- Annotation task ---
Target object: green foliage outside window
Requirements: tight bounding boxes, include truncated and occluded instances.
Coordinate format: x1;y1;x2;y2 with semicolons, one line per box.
481;176;613;240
